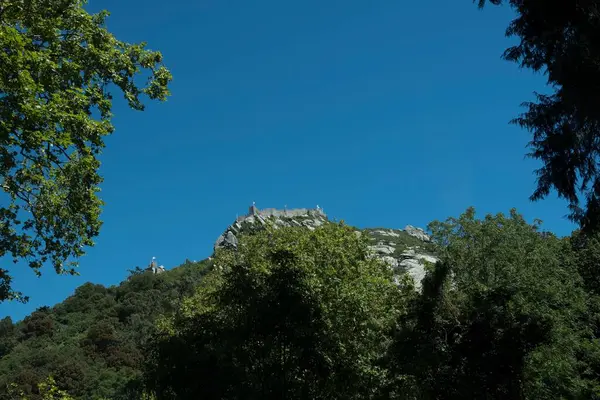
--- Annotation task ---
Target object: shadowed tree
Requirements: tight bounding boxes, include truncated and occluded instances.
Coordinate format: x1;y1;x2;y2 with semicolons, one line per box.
384;208;591;399
477;0;600;233
143;223;411;400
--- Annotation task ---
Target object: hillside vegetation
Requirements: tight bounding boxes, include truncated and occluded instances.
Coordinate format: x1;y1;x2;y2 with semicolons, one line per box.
3;0;600;398
1;210;600;399
0;260;211;400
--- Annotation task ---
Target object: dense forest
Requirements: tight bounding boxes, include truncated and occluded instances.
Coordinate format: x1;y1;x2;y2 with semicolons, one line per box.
3;0;600;398
2;211;600;399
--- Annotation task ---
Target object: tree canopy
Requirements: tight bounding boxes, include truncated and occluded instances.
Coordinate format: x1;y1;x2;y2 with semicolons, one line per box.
478;0;600;233
0;0;172;302
143;223;412;400
0;260;210;400
384;208;594;399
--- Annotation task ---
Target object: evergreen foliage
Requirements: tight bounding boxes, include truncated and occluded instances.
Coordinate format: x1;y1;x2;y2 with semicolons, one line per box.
479;0;600;233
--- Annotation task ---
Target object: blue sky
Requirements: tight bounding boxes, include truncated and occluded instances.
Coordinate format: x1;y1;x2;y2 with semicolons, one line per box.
1;0;576;321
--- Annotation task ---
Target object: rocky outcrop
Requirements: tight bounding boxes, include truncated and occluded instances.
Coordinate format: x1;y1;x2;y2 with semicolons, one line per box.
214;205;328;252
370;244;396;255
404;225;431;242
214;204;438;290
365;226;438;290
398;249;438;286
368;244;438;289
215;231;239;250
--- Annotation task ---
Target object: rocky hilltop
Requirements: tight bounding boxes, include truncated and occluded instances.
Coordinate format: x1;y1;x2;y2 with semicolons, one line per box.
214;204;439;289
0;204;440;398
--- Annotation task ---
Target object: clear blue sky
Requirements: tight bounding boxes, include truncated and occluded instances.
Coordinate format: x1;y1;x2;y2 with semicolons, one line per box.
0;0;576;321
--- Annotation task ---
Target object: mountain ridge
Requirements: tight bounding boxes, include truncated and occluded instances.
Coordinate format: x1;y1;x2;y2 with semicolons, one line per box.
214;203;438;288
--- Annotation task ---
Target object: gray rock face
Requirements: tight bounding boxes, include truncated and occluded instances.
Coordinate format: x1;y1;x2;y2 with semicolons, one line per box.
214;232;238;250
370;244;396;255
398;249;438;288
214;204;328;252
404;225;431;242
223;231;238;248
371;246;438;290
380;256;399;269
372;229;400;238
366;229;438;290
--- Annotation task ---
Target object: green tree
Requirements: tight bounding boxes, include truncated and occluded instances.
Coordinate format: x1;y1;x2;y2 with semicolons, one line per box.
384;208;591;399
0;317;15;358
0;0;172;302
570;230;600;297
567;230;600;397
0;260;211;400
477;1;600;232
20;307;54;340
144;223;411;400
7;376;74;400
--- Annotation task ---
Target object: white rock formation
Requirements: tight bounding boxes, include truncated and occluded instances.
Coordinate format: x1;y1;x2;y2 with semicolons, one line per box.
367;230;438;290
380;256;399;269
214;204;328;252
214;204;438;291
404;225;431;242
370;244;396;255
372;229;400;238
398;248;438;288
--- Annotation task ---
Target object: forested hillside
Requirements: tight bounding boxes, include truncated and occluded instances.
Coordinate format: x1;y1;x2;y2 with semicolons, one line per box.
2;209;600;399
0;209;437;400
0;260;211;399
4;0;600;399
